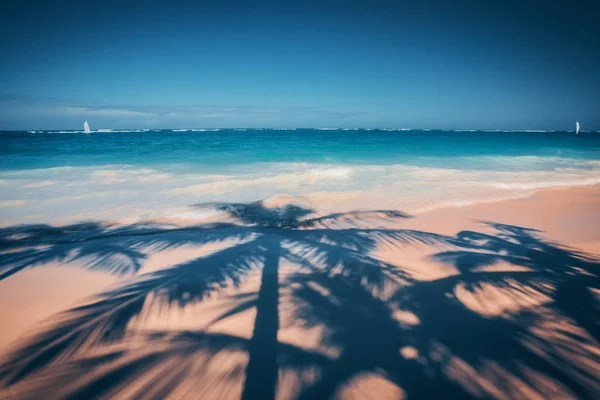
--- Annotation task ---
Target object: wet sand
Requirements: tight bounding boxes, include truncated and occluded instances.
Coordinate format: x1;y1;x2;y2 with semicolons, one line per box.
0;185;599;399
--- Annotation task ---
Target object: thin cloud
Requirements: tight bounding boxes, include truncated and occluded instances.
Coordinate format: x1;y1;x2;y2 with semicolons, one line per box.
58;106;157;118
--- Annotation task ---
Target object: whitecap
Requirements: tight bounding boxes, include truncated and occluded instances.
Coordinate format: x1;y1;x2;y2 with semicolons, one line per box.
23;180;57;188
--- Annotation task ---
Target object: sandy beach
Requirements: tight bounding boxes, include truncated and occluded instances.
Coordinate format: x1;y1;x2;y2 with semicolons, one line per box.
0;184;598;399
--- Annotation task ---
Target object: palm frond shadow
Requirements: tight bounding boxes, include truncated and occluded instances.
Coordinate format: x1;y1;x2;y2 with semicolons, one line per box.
0;221;251;280
0;203;598;399
431;221;600;343
288;221;600;399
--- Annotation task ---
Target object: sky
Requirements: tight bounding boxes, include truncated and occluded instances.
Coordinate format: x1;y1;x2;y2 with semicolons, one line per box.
1;0;599;130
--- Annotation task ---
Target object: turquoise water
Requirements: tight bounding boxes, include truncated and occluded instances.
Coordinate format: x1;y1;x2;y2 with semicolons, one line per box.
1;129;599;225
2;129;600;171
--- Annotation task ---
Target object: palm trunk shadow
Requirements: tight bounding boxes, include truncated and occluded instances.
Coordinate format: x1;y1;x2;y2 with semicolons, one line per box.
241;239;281;400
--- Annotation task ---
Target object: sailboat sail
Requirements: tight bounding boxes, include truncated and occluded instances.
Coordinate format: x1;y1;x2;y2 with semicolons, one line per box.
84;121;91;135
576;121;580;135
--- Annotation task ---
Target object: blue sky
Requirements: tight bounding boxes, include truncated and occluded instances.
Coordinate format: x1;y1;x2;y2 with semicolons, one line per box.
1;0;599;130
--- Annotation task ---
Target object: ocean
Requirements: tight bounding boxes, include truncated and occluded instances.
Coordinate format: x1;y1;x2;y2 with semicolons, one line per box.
1;129;599;226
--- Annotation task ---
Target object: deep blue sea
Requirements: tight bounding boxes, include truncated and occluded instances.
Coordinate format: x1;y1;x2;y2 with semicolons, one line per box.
1;129;599;225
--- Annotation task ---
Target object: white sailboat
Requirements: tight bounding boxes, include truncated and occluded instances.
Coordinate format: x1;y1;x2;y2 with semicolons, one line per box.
576;121;580;135
84;120;91;135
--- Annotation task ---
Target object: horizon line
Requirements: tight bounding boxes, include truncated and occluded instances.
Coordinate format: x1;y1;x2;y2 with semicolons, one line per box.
0;128;594;133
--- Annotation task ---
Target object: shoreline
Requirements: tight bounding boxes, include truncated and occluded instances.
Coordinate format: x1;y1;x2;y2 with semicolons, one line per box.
136;182;600;235
410;183;600;248
411;182;600;215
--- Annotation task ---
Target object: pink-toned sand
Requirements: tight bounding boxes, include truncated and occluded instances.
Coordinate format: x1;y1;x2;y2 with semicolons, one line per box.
0;185;598;399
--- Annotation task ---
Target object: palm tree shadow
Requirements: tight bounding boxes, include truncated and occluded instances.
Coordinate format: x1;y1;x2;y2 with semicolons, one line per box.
0;207;598;399
0;200;424;399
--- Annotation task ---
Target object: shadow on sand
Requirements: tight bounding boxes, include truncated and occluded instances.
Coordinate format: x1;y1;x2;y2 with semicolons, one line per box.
0;201;598;399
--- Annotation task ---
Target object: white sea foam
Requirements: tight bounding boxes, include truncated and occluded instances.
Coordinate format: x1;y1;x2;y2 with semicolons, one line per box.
1;156;599;225
309;167;353;179
156;207;225;222
167;128;222;132
490;177;600;190
23;180;56;188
